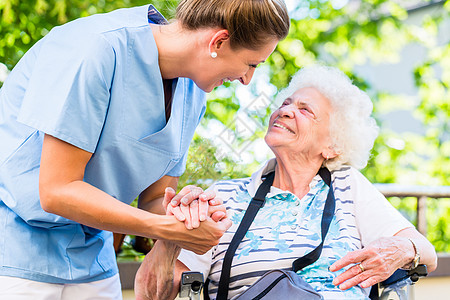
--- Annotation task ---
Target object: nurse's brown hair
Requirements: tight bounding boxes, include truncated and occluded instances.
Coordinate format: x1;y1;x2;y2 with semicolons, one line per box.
176;0;290;50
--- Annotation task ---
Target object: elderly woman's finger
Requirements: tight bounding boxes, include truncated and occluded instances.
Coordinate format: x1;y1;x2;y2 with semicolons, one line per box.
336;263;387;290
169;185;203;206
168;186;189;206
179;186;204;206
209;203;227;222
329;249;368;272
211;211;227;222
359;276;382;289
198;191;215;220
208;202;226;216
167;205;186;222
180;204;192;230
189;200;200;228
336;270;368;290
208;196;222;206
199;190;216;202
198;199;208;222
332;263;367;288
162;187;177;211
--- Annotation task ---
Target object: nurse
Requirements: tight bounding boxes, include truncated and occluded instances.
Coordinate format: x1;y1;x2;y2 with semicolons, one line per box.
0;0;290;299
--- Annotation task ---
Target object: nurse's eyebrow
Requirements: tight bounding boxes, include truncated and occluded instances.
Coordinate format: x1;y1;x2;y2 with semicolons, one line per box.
250;60;266;64
249;60;266;68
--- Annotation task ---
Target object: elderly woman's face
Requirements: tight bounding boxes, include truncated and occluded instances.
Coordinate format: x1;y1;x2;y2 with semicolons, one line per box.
265;87;333;159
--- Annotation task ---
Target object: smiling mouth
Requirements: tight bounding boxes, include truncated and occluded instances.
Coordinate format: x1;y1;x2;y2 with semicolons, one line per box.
218;78;231;86
222;78;245;84
273;122;295;134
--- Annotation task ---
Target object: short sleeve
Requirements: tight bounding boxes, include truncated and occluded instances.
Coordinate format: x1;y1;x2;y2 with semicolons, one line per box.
166;150;189;177
17;28;115;153
351;169;414;247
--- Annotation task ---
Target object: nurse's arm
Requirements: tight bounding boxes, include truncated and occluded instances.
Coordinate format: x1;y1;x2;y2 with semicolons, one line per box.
112;175;178;255
39;134;230;254
138;175;179;215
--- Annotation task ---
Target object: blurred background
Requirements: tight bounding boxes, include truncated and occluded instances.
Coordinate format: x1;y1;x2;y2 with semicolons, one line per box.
1;0;449;296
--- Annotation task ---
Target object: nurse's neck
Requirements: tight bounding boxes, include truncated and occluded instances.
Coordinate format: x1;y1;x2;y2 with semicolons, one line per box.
150;21;215;80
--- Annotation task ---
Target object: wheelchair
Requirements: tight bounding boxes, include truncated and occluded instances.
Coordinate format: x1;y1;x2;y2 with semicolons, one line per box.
179;265;428;300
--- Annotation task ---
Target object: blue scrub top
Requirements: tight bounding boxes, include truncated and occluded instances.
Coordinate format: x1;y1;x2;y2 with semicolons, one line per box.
0;5;206;283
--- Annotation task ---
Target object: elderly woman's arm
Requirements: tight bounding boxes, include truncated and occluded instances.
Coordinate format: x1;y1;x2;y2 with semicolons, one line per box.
135;187;227;300
395;227;438;270
135;240;189;300
330;227;437;290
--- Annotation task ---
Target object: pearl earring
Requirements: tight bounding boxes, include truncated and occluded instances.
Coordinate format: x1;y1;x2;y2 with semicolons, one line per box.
211;52;217;58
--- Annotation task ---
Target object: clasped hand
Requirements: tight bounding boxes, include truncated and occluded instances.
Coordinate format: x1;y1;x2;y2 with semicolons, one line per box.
162;185;228;229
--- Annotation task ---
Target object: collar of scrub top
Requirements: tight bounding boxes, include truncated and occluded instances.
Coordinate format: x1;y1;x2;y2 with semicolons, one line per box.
148;4;168;25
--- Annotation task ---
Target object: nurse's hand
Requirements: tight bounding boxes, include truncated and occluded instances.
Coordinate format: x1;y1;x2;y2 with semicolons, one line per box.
168;215;232;254
164;187;226;229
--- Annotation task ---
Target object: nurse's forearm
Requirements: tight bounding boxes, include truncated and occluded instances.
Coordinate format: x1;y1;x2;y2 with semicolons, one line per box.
41;180;229;254
41;179;167;237
39;134;169;238
39;134;230;254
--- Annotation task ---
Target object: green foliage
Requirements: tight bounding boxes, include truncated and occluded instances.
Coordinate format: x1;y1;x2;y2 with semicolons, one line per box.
427;198;450;252
178;135;250;190
0;0;177;71
116;236;148;262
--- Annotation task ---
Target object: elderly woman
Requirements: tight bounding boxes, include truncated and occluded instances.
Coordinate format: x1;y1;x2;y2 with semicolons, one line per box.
140;65;437;299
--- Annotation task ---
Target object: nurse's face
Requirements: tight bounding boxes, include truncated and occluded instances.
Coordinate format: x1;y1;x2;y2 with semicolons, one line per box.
197;39;279;92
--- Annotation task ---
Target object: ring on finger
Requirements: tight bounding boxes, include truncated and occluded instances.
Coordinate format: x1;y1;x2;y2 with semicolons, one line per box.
358;263;365;273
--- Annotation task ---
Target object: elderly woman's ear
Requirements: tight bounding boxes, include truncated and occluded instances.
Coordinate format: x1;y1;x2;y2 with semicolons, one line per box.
322;147;339;161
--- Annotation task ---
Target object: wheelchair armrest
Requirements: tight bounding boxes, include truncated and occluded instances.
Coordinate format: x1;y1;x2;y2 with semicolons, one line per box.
407;264;428;282
380;264;428;287
369;265;428;300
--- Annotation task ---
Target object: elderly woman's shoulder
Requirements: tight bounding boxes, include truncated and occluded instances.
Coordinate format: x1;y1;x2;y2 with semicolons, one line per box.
330;165;353;179
331;165;373;185
330;165;383;203
211;177;252;192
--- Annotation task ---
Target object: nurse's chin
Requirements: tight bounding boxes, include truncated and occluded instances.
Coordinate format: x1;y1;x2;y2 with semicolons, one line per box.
195;78;224;93
204;86;216;93
200;83;219;93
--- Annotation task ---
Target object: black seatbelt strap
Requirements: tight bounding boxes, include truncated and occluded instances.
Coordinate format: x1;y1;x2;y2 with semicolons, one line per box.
216;171;275;300
292;167;335;271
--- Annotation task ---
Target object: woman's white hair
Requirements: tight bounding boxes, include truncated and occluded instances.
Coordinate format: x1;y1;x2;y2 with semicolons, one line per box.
275;64;379;170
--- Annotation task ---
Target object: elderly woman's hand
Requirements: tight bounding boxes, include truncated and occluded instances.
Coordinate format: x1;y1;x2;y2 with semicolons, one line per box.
330;236;415;290
163;186;227;229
